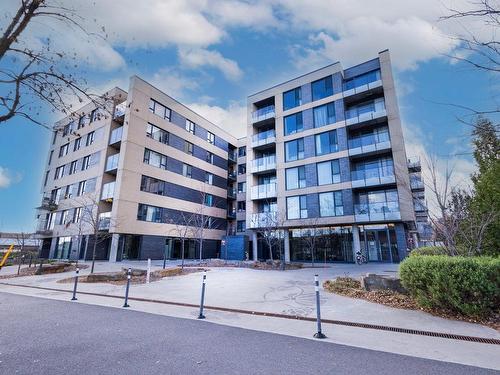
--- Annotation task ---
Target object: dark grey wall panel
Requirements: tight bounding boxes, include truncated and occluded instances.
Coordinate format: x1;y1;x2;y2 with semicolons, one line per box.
342;189;354;215
303;108;313;131
305;163;317;187
306;193;320;218
304;135;315;159
340;157;351;183
337;127;347;151
332;72;343;94
344;58;380;79
335;99;345;121
301;83;312;105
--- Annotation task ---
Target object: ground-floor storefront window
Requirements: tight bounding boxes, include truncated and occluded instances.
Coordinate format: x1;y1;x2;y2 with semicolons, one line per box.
359;224;400;263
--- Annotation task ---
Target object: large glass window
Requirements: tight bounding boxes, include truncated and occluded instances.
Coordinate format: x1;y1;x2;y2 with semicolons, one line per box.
143;149;167;169
184;141;194;155
146;123;169;144
59;143;69;157
315;130;338;156
283;87;302;110
287;195;308;220
207;131;215;144
343;69;381;91
313;102;336;127
317;160;341;185
149;99;171;120
73;137;81;152
312;76;333;101
319;191;344;217
285;138;305;162
185;120;195;134
182;164;192;178
284;112;303;135
286;166;306;190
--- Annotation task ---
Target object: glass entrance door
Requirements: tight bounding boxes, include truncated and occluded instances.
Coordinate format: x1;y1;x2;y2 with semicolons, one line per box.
360;226;394;262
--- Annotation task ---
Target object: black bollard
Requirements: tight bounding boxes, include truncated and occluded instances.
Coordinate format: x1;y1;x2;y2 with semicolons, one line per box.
123;267;131;308
71;267;80;301
198;271;207;319
313;274;326;339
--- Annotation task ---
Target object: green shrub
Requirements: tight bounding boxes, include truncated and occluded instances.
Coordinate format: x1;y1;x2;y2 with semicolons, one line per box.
400;255;500;317
409;246;447;256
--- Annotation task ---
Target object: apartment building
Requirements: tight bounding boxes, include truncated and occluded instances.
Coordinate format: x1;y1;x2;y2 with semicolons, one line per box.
36;50;417;263
245;50;416;263
36;77;237;261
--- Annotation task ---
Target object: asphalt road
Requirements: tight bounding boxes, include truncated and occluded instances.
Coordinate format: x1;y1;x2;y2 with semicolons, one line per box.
0;292;495;375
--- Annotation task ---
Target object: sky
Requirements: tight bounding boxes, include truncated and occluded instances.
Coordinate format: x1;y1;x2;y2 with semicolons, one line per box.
0;0;499;232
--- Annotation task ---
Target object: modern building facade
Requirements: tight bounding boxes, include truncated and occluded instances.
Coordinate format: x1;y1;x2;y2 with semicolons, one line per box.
36;50;418;263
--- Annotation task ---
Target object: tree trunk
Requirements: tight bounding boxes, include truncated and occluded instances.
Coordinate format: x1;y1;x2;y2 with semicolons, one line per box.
181;239;185;270
91;236;97;273
199;233;203;262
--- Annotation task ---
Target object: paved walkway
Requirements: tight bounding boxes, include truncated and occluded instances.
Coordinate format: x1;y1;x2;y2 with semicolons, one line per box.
0;260;499;370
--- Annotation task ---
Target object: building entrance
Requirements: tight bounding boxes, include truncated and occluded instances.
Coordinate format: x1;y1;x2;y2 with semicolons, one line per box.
359;225;400;263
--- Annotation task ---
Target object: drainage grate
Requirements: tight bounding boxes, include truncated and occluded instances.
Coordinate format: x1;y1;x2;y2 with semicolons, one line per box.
1;282;499;345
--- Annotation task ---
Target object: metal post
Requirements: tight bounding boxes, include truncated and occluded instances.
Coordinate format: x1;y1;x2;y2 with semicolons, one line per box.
146;258;151;284
123;267;131;308
71;267;79;301
313;274;326;339
198;271;207;319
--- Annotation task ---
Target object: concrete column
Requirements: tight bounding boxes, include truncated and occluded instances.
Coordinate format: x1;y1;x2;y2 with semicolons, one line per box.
251;231;258;261
108;233;120;262
284;230;290;263
352;224;361;261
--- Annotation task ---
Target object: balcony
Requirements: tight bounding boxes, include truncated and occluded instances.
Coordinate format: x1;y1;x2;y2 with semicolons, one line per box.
351;169;396;188
354;202;401;222
227;209;236;219
348;133;391;156
227;188;236;199
98;212;112;230
408;157;421;171
410;180;425;190
345;99;386;126
249;211;278;228
101;181;115;202
105;154;119;173
228;151;237;164
109;127;123;147
343;79;383;99
228;171;237;181
251;155;276;174
113;101;126;121
38;196;58;211
252;105;275;124
251;183;277;200
252;129;276;149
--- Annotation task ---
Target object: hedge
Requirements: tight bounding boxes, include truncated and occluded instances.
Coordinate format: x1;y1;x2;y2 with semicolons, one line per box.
409;246;447;256
400;255;500;317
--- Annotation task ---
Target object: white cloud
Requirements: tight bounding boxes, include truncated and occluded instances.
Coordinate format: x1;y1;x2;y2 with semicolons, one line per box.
209;0;277;29
0;167;21;188
179;48;243;81
150;67;201;100
187;101;247;138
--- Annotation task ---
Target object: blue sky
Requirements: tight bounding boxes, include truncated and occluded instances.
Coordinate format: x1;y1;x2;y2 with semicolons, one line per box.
0;0;498;232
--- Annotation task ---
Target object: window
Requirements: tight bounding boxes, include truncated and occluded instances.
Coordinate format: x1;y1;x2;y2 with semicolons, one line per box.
315;130;338;156
313;102;336;127
52;131;57;145
185;120;195;134
62;124;70;137
55;166;64;179
287;195;308;219
60;210;69;225
86;131;95;146
238;146;246;157
59;143;69;157
237;201;246;211
48;151;53;166
238;164;246;175
81;156;90;171
78;115;86;129
206;152;214;164
73;137;81;152
317;160;341;185
146;123;169;144
44;171;49;187
237;182;246;193
205;172;213;185
90;109;98;123
237;220;246;232
283;87;302;110
285;138;304;162
312;76;333;101
207;131;215;144
344;69;381;91
149;99;171;120
286;166;306;190
182;164;192;178
319;191;343;217
284;112;303;135
137;204;163;223
184;141;194;155
73;207;82;223
77;180;86;196
143;149;167;169
204;194;213;207
69;160;78;175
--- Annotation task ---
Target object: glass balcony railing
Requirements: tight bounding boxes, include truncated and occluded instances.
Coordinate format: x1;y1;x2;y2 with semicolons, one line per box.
113;101;127;120
407;157;421;170
410;180;425;190
227;188;237;199
343;79;382;97
228;151;237;163
252;129;276;147
249;212;278;228
351;168;395;188
251;155;276;173
101;181;115;201
251;183;277;200
354;202;401;222
109;127;123;145
348;132;390;155
105;154;119;172
98;212;112;230
345;99;386;126
252;105;275;123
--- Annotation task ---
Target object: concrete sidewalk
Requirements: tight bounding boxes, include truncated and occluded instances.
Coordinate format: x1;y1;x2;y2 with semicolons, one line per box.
0;261;499;370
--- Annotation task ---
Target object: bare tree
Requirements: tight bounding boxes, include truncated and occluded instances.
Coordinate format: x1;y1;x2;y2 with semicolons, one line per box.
0;0;109;127
300;217;321;267
251;208;287;270
169;212;196;270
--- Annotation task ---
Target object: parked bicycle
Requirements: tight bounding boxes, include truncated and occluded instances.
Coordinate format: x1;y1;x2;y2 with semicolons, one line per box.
355;250;367;265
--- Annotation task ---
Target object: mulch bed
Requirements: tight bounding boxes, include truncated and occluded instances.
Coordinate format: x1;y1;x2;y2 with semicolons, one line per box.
184;259;302;270
57;267;204;285
0;263;87;279
323;277;500;331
